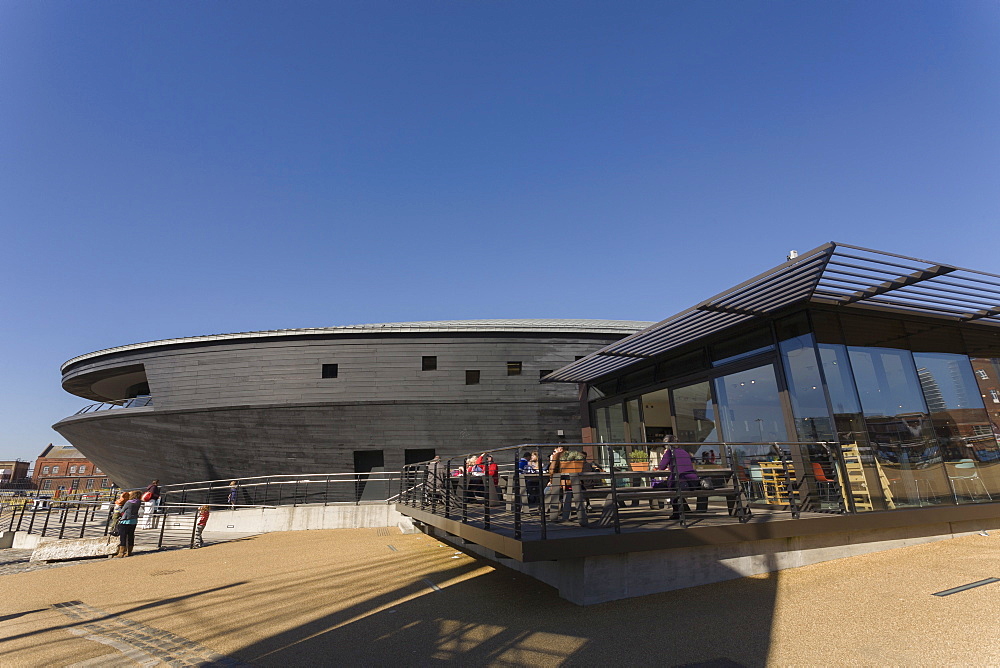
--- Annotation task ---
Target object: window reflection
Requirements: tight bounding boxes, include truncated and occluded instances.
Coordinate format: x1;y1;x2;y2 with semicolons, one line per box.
672;382;718;443
713;365;787;442
780;333;834;441
848;346;951;507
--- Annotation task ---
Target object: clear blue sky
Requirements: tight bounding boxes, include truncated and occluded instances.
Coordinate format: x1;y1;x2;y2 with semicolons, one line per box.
1;1;998;462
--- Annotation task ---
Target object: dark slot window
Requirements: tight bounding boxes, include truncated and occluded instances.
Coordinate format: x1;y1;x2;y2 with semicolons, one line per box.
540;370;554;379
507;361;522;376
466;370;481;385
422;356;437;371
575;356;584;361
321;364;339;378
405;448;436;465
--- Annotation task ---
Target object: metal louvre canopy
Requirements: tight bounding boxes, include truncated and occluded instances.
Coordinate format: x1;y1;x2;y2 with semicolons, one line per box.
545;242;1000;383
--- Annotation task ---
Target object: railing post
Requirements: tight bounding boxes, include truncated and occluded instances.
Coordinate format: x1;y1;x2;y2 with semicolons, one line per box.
609;452;621;535
158;505;168;548
461;463;468;524
444;459;452;519
27;503;37;534
325;475;330;506
79;503;89;538
538;457;547;540
513;450;522;540
40;505;51;537
189;510;198;549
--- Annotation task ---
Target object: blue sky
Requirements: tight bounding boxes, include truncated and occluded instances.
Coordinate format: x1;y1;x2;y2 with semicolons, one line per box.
1;1;998;462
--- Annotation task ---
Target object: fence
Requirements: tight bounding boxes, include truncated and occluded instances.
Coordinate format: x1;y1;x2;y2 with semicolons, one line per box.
399;441;847;539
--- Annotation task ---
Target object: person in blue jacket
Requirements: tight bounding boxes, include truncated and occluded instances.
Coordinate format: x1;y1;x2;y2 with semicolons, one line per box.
115;491;141;557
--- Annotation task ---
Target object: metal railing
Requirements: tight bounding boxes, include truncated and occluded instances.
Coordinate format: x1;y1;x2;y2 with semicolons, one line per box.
74;395;153;415
398;441;848;540
159;471;401;509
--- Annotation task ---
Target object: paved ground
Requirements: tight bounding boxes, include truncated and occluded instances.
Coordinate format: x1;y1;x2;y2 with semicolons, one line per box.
2;528;1000;666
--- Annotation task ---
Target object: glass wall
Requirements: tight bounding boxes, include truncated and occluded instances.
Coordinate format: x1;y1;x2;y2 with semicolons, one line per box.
587;308;1000;513
846;346;950;507
918;352;1000;502
672;381;718;443
713;365;787;442
779;333;835;442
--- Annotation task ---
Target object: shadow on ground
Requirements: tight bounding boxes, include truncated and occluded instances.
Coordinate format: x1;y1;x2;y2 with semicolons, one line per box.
231;549;779;666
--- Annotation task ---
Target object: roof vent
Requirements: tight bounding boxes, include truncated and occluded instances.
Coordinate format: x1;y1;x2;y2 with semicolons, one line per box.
787;250;799;261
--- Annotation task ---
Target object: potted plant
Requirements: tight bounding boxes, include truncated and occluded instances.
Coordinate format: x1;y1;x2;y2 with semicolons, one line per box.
628;449;650;471
560;449;585;474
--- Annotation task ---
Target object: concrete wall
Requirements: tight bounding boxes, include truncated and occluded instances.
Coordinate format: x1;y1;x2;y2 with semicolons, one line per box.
429;514;1000;605
204;502;415;534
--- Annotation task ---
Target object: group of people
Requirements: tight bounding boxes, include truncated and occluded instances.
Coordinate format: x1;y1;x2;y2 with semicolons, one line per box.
108;478;218;556
108;479;162;557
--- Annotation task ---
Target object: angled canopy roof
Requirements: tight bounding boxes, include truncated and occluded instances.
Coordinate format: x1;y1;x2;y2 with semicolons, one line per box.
545;242;1000;383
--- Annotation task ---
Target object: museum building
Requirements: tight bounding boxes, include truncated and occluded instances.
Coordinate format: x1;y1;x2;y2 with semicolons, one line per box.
53;319;649;488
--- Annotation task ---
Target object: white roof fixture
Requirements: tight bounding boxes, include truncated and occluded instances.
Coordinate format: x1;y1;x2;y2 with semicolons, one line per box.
546;242;1000;384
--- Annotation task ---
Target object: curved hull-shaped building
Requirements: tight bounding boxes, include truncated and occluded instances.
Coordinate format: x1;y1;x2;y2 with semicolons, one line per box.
53;320;648;488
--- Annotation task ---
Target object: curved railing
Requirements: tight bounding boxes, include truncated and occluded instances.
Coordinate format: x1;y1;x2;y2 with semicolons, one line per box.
74;395;153;415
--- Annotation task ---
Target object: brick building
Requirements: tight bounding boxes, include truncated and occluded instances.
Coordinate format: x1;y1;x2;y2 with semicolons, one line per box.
33;444;111;496
0;459;31;488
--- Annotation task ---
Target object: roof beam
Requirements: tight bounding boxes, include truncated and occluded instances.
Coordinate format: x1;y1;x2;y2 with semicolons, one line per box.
697;303;766;317
963;306;1000;322
595;350;654;359
839;264;957;305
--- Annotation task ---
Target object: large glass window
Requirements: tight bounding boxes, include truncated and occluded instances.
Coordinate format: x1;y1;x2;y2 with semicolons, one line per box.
672;381;718;443
713;364;788;442
780;333;835;442
625;399;643;443
848;346;951;507
818;343;889;512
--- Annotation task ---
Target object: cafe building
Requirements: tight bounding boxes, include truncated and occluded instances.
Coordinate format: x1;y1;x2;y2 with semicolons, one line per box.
549;242;1000;512
398;242;1000;604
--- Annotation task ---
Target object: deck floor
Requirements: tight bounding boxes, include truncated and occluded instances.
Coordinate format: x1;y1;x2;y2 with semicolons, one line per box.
413;497;839;541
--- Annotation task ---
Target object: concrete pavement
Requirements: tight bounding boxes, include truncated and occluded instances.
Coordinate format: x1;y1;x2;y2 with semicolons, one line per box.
2;527;1000;666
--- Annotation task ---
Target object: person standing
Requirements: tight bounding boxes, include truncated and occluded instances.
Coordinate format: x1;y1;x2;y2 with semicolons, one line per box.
194;505;210;548
140;479;160;529
227;481;238;510
115;491;140;557
107;491;127;535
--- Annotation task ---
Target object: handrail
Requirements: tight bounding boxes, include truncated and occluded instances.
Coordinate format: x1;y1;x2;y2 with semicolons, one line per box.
398;441;849;540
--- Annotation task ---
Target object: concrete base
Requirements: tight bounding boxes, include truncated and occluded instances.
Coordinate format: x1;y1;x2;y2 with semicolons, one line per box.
0;531;56;550
30;535;118;562
206;502;408;534
429;516;1000;605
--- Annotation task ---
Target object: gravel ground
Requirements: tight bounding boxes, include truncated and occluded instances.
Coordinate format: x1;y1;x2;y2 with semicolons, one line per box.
2;528;999;667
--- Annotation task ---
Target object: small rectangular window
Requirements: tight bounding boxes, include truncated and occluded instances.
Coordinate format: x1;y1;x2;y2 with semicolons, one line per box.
422;356;437;371
42;480;52;490
85;479;95;489
321;364;339;379
977;369;989;380
79;466;87;474
540;370;554;379
466;370;480;385
102;478;109;487
991;389;1000;404
42;466;50;474
507;361;522;376
52;466;59;474
69;466;77;474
